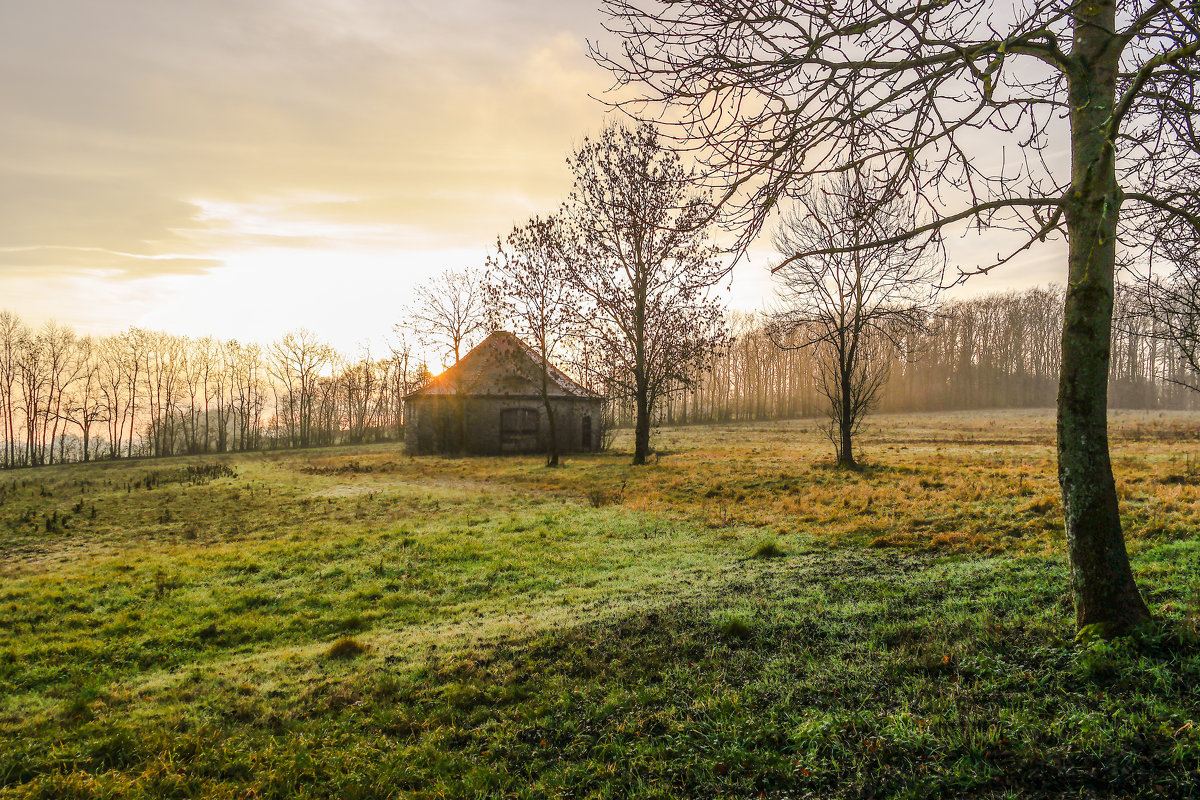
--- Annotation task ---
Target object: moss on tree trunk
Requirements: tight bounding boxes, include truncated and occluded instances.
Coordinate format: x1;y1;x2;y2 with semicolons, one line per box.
1058;0;1151;635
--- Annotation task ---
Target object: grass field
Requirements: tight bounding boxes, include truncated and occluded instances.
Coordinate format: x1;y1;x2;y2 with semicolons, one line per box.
2;409;1199;799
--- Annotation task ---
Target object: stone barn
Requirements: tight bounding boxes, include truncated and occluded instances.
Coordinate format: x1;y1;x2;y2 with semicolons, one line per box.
403;331;604;455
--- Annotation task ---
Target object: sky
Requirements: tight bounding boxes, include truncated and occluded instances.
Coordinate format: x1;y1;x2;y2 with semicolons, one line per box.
0;0;1066;354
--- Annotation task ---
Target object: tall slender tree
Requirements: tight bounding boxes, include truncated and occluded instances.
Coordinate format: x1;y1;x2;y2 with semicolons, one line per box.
61;336;106;462
561;122;728;465
489;215;582;467
0;311;24;468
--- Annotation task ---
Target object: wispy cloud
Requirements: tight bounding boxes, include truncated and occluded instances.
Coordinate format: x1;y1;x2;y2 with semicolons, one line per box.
0;0;610;299
0;246;222;279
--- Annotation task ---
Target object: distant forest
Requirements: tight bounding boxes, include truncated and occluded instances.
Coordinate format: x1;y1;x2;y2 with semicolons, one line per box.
0;284;1195;468
639;285;1200;427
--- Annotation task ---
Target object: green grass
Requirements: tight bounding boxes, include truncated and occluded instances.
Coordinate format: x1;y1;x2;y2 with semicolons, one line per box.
1;409;1199;798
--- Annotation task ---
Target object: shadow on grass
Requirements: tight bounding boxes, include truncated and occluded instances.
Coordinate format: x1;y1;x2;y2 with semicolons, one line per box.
394;551;1200;799
5;549;1199;800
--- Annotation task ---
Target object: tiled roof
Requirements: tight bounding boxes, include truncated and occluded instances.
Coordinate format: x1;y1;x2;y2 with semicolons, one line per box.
406;331;600;399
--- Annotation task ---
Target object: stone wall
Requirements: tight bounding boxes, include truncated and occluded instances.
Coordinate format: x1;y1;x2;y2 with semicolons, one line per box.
404;394;603;455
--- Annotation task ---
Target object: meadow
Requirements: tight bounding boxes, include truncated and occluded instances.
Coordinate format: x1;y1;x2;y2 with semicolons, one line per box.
1;409;1199;799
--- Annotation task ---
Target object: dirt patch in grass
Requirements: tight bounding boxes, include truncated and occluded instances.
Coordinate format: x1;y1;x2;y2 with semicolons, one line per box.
309;484;384;498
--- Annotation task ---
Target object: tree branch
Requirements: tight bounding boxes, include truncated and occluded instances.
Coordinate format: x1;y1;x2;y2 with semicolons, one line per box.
770;197;1062;272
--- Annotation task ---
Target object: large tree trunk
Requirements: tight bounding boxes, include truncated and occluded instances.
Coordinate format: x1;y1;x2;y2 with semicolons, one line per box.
1059;0;1151;635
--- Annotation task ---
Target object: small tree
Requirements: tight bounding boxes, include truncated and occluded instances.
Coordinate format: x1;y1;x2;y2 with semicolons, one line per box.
488;215;582;467
403;267;492;453
561;122;728;465
771;172;940;468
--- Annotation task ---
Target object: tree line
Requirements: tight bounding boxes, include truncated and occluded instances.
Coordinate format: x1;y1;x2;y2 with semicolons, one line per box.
5;278;1192;470
0;312;428;469
625;285;1199;429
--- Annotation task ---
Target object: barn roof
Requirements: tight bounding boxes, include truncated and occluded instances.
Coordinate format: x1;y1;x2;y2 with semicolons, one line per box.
405;331;601;399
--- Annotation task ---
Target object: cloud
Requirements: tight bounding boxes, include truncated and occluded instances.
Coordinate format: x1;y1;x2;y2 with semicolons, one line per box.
0;171;213;252
0;247;221;279
0;0;613;295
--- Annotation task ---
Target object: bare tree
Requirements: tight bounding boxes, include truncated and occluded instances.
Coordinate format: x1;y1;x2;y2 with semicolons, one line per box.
406;268;490;367
269;329;334;449
0;311;25;468
193;337;217;454
488;215;582;467
388;327;431;438
16;327;47;466
561;122;728;465
97;332;135;459
340;347;384;444
228;340;267;451
61;336;107;462
591;0;1200;634
123;328;146;458
771;172;940;468
1138;231;1200;392
141;331;186;457
40;322;80;464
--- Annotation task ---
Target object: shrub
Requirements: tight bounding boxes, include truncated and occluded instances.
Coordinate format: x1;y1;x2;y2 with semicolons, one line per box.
137;464;238;491
374;674;404;700
326;637;367;659
719;616;753;640
752;540;786;559
44;511;66;534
